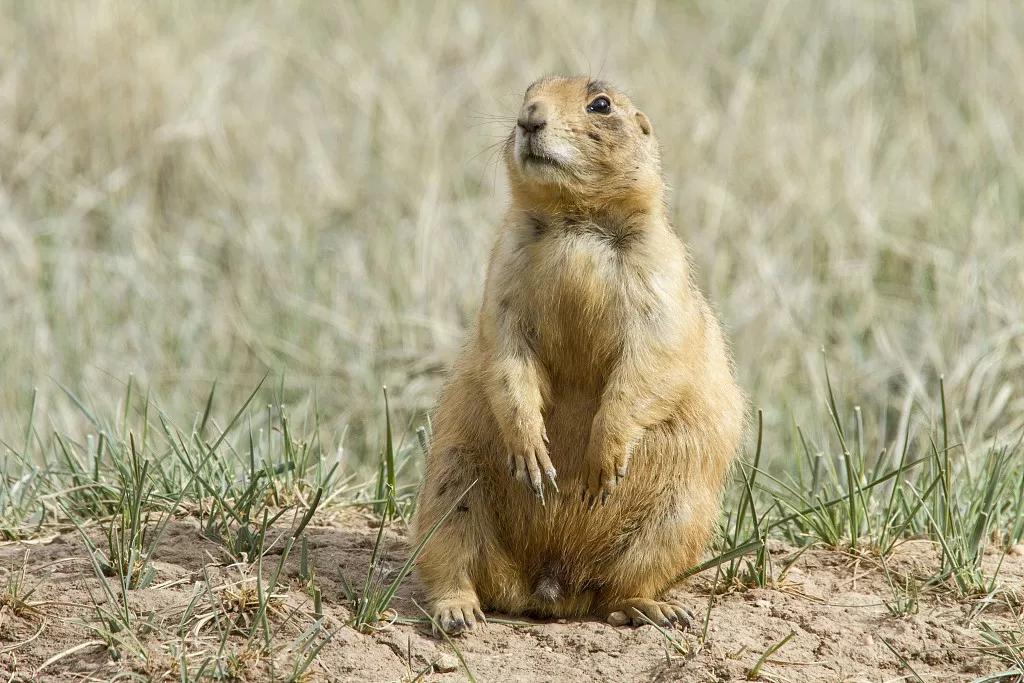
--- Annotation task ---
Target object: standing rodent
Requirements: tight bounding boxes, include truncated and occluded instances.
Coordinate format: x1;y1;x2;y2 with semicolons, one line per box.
413;76;745;633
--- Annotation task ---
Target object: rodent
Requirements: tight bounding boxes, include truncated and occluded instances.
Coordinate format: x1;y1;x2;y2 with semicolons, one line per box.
412;76;745;633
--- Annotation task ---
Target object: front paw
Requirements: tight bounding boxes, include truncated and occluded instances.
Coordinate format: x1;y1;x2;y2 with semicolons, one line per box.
582;430;632;507
506;430;558;503
582;450;628;507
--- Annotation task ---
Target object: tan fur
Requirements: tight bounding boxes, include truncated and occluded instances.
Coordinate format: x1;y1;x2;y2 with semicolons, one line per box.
412;76;745;633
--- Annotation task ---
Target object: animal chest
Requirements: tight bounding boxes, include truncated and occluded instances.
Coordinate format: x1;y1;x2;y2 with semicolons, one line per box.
526;232;642;377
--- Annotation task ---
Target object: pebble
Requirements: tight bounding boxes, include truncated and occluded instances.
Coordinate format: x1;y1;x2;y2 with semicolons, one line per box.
607;611;631;627
434;654;459;673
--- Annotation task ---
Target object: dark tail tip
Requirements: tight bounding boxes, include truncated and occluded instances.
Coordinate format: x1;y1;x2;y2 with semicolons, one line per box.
532;574;563;603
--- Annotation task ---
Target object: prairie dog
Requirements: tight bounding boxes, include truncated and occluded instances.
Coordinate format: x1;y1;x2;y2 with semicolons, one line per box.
413;76;745;633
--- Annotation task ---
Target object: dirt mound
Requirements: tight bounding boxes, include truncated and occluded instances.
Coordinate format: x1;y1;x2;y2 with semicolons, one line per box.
0;511;1020;682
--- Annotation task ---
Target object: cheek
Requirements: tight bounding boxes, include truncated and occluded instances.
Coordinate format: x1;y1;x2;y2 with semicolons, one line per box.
584;119;626;154
586;138;625;170
542;137;578;164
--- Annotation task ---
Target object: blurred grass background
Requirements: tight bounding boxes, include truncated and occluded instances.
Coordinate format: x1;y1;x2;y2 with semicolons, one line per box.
1;0;1021;467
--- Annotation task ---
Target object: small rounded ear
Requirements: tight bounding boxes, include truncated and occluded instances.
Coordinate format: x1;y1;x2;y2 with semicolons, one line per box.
635;111;652;136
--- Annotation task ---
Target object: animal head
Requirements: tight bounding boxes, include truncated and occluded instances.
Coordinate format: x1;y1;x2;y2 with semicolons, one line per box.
505;76;662;212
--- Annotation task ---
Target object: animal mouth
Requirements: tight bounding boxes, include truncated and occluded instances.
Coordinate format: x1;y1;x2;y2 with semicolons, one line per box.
523;151;560;167
521;139;563;168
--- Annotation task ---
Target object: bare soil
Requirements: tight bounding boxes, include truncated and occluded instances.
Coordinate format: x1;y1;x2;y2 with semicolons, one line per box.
0;511;1021;682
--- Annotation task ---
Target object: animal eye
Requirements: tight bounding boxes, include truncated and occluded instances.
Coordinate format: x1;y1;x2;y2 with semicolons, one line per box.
586;96;612;114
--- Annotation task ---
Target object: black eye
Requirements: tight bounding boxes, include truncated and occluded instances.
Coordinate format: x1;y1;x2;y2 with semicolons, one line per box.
587;96;612;114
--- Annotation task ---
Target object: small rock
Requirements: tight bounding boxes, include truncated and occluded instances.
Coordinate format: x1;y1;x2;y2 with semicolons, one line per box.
1009;544;1024;557
859;633;873;647
607;611;630;627
434;654;459;673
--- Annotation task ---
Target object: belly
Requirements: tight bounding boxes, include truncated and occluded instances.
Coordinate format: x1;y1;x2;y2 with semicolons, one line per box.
486;416;687;597
542;387;599;480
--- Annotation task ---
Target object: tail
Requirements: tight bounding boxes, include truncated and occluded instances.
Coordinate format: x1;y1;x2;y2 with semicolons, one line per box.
532;572;563;603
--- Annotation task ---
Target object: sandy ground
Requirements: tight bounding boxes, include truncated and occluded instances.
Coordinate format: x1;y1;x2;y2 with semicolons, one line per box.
0;511;1021;682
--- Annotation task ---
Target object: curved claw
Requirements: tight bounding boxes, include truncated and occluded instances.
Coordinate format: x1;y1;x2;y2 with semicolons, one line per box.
510;441;557;503
433;601;485;637
546;467;559;492
605;599;695;630
584;458;620;507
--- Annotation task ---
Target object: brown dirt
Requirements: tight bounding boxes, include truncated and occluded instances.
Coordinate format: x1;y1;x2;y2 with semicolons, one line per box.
0;512;1021;682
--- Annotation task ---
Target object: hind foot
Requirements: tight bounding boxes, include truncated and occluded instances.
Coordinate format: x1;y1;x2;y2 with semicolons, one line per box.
606;598;694;629
431;597;486;636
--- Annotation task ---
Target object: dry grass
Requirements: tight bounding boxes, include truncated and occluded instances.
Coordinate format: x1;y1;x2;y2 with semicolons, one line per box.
1;1;1022;468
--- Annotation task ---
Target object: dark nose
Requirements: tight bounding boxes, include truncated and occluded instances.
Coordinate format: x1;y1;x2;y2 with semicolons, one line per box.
517;102;547;134
518;116;546;134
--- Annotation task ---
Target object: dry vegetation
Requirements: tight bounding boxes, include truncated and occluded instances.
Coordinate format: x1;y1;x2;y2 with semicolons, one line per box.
0;1;1023;681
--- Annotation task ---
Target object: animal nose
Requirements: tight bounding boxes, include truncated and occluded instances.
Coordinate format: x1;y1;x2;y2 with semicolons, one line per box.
517;102;548;134
518;116;546;134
